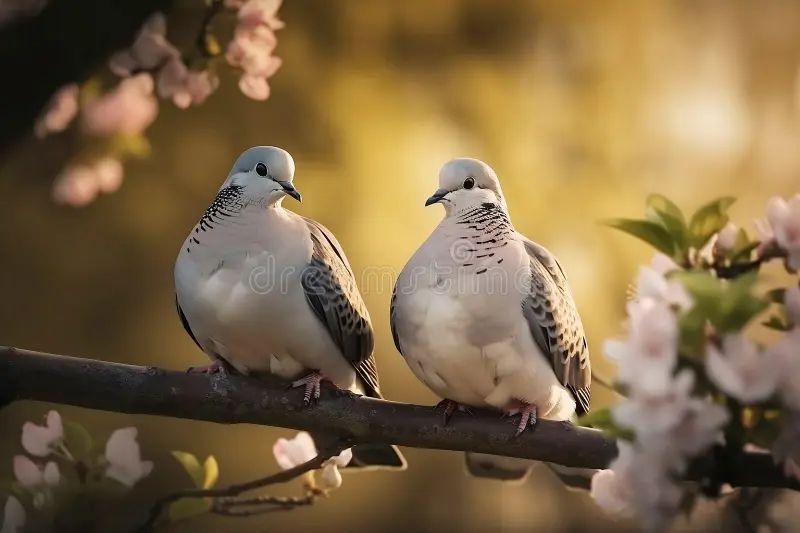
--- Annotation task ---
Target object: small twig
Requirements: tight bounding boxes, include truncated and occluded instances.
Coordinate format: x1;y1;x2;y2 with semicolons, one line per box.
212;492;318;516
137;445;344;532
195;0;224;59
712;243;786;280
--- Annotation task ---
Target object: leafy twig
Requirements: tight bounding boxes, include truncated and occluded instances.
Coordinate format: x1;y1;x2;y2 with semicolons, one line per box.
137;444;346;531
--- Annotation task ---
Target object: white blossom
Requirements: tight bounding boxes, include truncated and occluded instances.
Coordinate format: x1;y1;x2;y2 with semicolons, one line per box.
766;194;800;271
705;334;779;403
21;410;63;457
12;455;60;510
769;328;800;410
635;265;692;312
785;285;800;326
272;431;317;470
590;469;634;517
104;428;153;487
715;222;739;254
0;496;25;533
604;300;679;393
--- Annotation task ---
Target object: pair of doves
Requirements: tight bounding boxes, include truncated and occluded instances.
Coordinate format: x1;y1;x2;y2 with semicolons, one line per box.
174;146;591;479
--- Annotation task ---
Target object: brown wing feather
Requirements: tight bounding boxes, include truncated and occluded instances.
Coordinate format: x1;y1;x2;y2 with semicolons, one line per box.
300;217;381;397
520;237;591;415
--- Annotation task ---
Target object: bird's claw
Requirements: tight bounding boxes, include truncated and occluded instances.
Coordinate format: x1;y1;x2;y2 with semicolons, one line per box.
435;399;471;425
292;372;326;405
505;403;538;437
187;360;227;375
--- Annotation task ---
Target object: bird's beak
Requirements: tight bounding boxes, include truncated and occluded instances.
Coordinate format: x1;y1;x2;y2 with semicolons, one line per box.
425;188;449;207
277;180;302;202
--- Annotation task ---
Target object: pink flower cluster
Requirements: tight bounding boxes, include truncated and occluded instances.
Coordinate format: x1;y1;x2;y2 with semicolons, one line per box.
226;0;284;100
52;157;124;207
82;74;158;136
34;84;79;139
110;13;218;110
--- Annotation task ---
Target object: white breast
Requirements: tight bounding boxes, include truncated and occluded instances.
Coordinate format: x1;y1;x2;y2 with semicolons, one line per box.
393;217;575;420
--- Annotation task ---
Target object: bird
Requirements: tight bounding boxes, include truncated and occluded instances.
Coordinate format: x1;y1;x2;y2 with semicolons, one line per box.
390;157;590;480
174;146;405;469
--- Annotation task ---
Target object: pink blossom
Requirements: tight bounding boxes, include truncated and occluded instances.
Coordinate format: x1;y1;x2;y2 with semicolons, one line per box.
109;12;179;77
1;495;25;533
238;74;271;101
272;431;317;470
52;157;125;206
82;74;158;136
12;456;60;489
105;428;153;487
237;0;284;31
94;157;124;193
604;300;679;392
21;410;63;457
34;84;79;138
226;0;283;101
766;195;800;271
52;165;100;207
590;468;633;517
157;58;218;109
705;335;779;403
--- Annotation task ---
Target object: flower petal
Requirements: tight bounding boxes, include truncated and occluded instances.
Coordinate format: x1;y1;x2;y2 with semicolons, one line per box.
2;496;26;533
12;456;42;488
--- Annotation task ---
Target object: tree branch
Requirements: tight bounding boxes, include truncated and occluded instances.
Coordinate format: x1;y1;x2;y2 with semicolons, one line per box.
1;346;798;491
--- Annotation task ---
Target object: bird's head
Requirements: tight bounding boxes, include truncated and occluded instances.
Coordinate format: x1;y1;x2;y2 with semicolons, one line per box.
426;158;506;214
225;146;301;206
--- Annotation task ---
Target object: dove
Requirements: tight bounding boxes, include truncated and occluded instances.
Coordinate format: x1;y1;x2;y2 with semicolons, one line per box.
390;158;590;480
174;146;404;469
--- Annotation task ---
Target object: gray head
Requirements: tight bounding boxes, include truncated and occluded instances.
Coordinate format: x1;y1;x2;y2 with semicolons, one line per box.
224;146;301;205
425;158;506;214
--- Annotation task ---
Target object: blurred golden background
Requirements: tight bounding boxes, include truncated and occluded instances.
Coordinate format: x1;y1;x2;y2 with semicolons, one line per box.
2;0;800;531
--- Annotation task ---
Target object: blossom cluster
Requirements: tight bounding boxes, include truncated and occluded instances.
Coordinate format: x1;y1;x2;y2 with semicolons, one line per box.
33;0;284;206
591;194;800;530
2;411;152;533
273;431;353;491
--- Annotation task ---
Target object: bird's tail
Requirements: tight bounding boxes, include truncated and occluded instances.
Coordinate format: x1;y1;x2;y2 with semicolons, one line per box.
464;454;596;490
348;443;407;471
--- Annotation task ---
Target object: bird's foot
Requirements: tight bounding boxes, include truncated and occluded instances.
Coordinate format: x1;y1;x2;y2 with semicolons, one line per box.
504;402;538;437
187;360;227;375
291;371;329;405
435;399;472;425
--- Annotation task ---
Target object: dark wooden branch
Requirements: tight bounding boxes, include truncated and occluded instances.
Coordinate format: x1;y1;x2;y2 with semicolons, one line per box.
1;346;798;492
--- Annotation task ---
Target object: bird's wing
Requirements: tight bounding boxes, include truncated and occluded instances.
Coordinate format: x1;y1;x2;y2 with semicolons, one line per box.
300;217;380;397
520;236;591;415
175;295;202;351
389;287;403;356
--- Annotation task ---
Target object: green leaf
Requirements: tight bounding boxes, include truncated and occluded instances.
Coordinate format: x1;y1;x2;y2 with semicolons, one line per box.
171;451;204;489
577;407;613;429
169;497;211;522
719;273;769;331
688;196;736;247
646;194;689;252
767;288;786;304
729;229;758;262
63;420;93;460
202;456;219;489
646;194;686;225
763;315;792;331
109;133;151;159
604;218;676;256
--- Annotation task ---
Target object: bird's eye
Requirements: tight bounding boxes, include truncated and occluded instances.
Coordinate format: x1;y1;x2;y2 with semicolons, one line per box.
463;177;475;189
255;163;268;177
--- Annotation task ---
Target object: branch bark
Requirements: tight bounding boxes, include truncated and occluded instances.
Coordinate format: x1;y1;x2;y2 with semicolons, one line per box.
1;346;797;491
